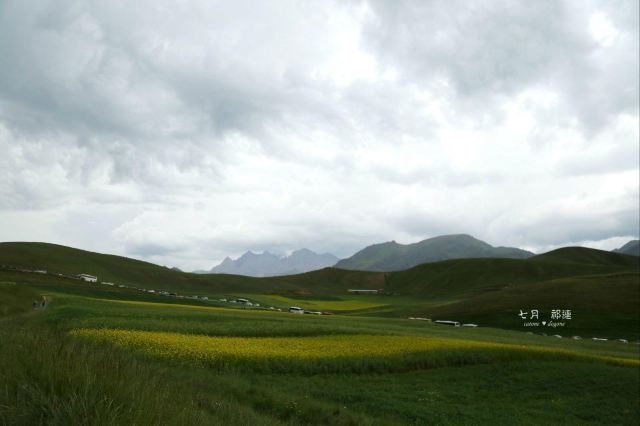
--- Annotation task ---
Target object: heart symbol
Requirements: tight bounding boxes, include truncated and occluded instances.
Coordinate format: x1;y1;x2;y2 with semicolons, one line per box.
542;321;547;326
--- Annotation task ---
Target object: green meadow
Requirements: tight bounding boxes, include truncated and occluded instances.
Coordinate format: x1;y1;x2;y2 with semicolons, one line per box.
1;278;639;425
1;242;639;424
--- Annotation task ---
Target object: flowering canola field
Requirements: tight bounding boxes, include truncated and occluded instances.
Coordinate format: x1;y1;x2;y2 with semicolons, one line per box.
70;328;639;373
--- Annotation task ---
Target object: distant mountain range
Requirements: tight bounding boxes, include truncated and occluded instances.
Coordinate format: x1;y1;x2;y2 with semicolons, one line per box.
614;240;639;257
202;249;339;277
613;240;640;256
195;235;638;276
334;234;534;271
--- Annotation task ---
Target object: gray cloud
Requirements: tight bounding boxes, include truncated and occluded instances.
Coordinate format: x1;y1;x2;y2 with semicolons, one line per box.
364;0;639;134
0;0;637;270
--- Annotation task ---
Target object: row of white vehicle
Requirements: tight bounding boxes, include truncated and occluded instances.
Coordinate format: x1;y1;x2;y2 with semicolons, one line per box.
287;306;327;315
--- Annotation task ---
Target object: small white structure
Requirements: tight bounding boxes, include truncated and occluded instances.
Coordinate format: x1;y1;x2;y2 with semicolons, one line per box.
288;306;304;314
305;310;322;315
347;289;379;295
462;323;478;328
78;274;98;282
618;339;628;343
592;337;608;341
434;320;460;327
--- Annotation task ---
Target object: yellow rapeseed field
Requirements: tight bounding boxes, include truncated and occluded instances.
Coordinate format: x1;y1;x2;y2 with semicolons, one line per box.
71;329;482;359
69;328;640;372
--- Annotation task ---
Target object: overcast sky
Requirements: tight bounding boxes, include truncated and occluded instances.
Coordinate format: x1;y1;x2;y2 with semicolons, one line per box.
1;0;638;270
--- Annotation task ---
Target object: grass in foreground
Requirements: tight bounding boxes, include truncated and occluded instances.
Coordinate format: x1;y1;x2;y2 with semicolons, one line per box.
244;360;640;425
0;286;207;425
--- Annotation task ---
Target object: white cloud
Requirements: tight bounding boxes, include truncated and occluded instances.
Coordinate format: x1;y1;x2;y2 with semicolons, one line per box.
589;11;620;47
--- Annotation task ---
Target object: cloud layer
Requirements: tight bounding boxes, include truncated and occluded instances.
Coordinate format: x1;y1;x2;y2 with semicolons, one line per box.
1;0;638;269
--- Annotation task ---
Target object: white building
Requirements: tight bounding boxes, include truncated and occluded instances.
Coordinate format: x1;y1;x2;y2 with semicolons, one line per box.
77;274;97;282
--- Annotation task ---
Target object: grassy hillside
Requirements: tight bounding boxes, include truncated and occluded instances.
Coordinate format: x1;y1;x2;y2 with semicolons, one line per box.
2;242;638;300
385;254;638;298
0;242;385;295
417;271;640;339
0;241;186;284
0;282;40;317
533;246;640;267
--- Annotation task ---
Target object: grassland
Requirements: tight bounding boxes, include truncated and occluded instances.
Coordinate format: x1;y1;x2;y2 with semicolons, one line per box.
2;242;639;341
2;278;639;425
2;261;638;341
1;243;639;424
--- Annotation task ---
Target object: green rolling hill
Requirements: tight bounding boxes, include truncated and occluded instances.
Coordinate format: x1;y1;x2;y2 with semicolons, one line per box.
1;242;637;298
1;241;638;338
534;246;640;267
384;247;638;297
0;242;384;295
417;271;640;339
381;247;639;338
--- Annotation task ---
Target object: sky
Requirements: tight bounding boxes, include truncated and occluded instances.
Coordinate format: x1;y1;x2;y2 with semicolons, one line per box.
1;0;638;270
